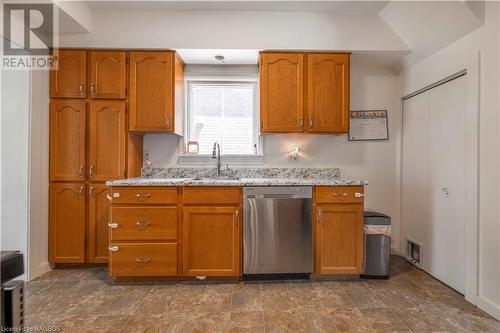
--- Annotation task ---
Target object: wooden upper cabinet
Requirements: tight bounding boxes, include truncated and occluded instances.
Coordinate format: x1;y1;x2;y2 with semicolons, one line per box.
183;206;241;277
49;182;86;263
50;100;86;181
260;52;304;133
88;101;126;181
129;51;176;132
306;53;350;133
51;50;87;98
87;183;110;263
315;204;363;275
89;51;127;99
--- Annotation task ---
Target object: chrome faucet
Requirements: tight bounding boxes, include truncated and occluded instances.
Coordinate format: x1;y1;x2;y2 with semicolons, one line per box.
212;142;222;177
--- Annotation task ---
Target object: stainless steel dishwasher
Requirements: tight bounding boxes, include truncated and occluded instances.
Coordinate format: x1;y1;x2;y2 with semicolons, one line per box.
243;187;312;276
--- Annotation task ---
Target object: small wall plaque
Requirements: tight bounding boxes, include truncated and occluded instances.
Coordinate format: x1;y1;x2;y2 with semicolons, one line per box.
349;110;389;141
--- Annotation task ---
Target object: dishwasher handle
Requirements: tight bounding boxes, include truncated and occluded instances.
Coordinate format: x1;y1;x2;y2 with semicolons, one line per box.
245;194;296;199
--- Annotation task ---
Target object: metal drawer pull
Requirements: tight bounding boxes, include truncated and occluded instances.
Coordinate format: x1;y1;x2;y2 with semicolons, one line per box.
136;193;152;199
136;221;151;227
234;210;239;225
89;165;94;179
79;82;84;95
308;117;313;128
89;186;94;198
354;193;364;198
78;165;84;178
299;117;304;130
79;186;84;198
332;193;348;197
108;246;119;252
106;194;112;201
317;208;323;224
90;83;95;96
108;223;118;229
136;257;152;264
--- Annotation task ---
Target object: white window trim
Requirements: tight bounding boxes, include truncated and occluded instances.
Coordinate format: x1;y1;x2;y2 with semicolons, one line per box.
178;77;263;165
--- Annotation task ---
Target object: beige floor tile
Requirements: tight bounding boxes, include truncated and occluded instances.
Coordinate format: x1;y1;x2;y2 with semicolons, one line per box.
229;311;265;333
86;314;131;332
359;307;410;332
231;283;263;312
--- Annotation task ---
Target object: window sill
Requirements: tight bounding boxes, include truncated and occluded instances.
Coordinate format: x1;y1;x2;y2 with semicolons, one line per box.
177;154;264;165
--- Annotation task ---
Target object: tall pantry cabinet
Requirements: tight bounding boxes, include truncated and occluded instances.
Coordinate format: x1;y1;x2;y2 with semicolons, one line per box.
49;50;136;264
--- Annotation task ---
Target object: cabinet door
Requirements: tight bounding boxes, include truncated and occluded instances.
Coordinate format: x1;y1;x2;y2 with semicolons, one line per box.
49;182;86;263
89;51;127;99
89;101;126;181
260;52;304;133
50;50;87;98
50;100;86;181
88;183;110;263
183;206;241;277
306;53;349;133
129;51;174;131
315;204;363;275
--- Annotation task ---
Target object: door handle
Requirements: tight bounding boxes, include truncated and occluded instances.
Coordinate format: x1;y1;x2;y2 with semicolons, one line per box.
166;116;170;129
79;82;84;95
317;208;323;224
90;82;95;96
79;186;84;198
234;210;239;225
299;117;304;131
89;165;94;179
308;117;313;128
89;186;94;198
78;165;84;178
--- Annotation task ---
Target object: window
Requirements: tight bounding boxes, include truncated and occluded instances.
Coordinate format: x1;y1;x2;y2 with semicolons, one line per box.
186;81;258;155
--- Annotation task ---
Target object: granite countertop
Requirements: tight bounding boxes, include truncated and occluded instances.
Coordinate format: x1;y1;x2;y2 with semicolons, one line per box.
106;167;368;187
106;177;368;187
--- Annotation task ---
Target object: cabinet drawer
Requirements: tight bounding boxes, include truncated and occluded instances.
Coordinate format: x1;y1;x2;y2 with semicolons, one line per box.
109;242;177;277
110;187;178;204
183;187;241;205
110;207;177;241
315;186;364;204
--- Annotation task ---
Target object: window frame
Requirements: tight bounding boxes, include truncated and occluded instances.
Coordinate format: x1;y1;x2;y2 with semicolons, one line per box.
179;78;263;164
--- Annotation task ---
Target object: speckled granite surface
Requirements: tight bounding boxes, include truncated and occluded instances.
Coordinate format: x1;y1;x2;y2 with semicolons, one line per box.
141;167;342;179
107;167;368;187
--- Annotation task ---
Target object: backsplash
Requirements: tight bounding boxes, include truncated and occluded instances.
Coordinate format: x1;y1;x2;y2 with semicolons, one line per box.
142;167;341;179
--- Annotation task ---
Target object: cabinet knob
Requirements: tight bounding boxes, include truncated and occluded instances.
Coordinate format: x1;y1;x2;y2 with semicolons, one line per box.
108;222;118;229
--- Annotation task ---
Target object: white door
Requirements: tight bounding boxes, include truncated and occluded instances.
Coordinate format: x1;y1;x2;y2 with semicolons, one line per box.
402;75;466;294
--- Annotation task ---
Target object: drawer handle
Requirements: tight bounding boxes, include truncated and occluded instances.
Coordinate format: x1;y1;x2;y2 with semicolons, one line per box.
136;221;151;228
108;223;118;229
108;246;119;252
317;208;323;224
332;193;348;198
354;192;364;198
136;193;152;199
106;194;112;201
136;257;152;264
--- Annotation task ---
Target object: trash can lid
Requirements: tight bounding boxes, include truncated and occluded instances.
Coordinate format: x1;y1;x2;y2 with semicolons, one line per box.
364;210;391;225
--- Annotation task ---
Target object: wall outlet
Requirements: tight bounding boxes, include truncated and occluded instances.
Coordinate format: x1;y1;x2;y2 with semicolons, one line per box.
143;150;152;166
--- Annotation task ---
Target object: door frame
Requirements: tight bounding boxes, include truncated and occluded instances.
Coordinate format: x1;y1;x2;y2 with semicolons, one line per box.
398;55;479;305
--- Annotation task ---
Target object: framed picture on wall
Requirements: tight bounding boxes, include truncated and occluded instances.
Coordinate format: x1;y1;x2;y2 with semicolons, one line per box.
348;110;389;141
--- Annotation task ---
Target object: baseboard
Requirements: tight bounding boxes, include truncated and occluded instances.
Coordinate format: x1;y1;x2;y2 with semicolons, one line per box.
477;295;500;321
28;261;51;281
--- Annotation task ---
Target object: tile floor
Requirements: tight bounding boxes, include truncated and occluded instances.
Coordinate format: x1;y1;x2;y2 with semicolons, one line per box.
25;256;500;332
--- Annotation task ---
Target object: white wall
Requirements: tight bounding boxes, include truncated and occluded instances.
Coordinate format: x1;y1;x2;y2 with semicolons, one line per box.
144;65;401;251
398;1;500;319
58;9;409;52
1;69;31;281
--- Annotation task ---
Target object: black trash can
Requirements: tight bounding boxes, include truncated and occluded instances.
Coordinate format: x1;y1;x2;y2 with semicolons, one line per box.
360;211;391;279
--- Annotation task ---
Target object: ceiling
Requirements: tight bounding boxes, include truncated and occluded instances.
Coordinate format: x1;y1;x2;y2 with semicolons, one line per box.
85;0;389;14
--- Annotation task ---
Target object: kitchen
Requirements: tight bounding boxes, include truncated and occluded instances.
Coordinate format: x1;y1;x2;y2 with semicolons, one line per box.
1;1;500;332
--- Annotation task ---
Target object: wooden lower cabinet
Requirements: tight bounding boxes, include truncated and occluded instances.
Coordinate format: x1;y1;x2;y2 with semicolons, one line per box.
183;206;241;277
315;204;363;275
50;182;86;263
87;183;110;263
109;243;177;277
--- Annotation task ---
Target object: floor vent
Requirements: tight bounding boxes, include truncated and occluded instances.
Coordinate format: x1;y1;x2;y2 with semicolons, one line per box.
406;239;422;267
